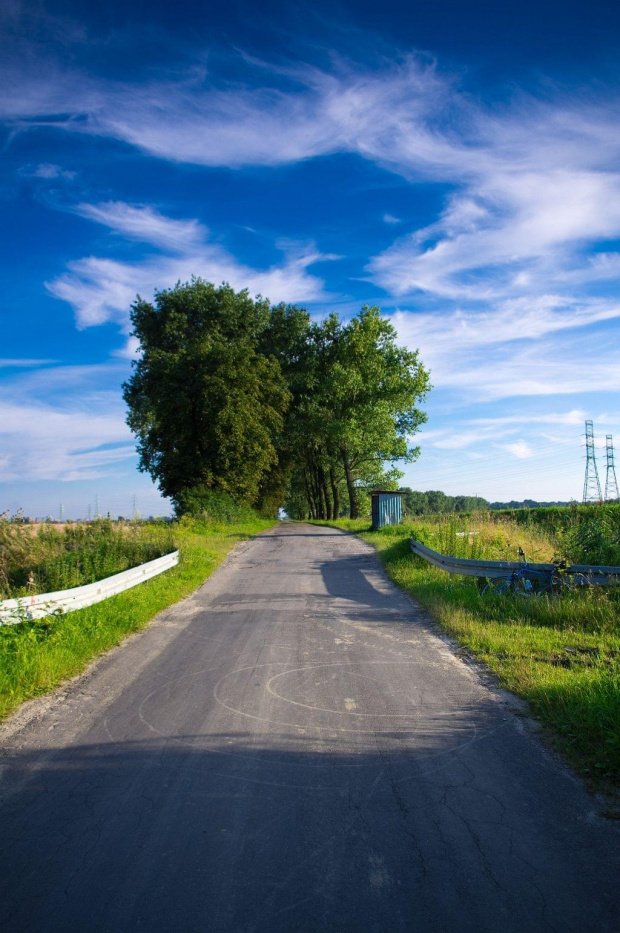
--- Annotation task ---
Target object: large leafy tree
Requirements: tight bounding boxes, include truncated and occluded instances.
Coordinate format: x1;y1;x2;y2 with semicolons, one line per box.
123;280;290;510
283;306;430;520
315;306;430;518
124;282;430;521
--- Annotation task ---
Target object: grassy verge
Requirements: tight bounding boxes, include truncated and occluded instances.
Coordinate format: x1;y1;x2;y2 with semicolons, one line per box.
0;515;274;720
312;516;620;790
0;519;175;597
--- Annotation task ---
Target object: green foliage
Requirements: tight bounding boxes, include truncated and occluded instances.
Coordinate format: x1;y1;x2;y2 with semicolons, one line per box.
283;306;430;520
563;513;620;565
123;280;430;522
491;503;620;565
124;280;290;508
174;486;258;523
400;488;489;515
0;520;174;599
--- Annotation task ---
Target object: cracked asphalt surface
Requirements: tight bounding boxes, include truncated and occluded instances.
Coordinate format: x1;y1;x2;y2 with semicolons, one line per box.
1;522;619;932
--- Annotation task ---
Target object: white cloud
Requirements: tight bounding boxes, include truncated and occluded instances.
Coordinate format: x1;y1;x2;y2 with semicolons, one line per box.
47;201;331;333
0;358;56;367
0;363;136;482
75;202;205;253
418;410;589;453
5;44;620;307
391;299;620;401
0;401;133;482
501;439;534;459
370;170;620;299
393;297;620;355
19;162;75;179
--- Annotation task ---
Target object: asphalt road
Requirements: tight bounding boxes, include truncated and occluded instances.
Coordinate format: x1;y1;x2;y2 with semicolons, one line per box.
1;523;619;933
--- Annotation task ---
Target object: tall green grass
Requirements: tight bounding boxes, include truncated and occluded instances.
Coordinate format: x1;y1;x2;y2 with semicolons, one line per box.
0;519;175;598
492;503;620;565
0;515;274;719
314;514;620;788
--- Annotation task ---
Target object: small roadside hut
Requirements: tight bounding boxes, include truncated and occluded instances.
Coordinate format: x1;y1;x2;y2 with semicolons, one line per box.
371;491;405;530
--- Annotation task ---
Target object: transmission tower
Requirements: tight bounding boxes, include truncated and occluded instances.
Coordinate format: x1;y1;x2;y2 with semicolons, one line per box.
605;435;619;502
582;420;602;504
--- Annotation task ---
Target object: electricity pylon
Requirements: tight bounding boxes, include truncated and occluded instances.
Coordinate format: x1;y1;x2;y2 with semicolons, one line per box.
605;435;619;502
583;420;602;504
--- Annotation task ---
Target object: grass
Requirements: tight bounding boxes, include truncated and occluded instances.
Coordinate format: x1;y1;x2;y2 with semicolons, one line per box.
0;515;274;720
0;519;176;598
312;514;620;790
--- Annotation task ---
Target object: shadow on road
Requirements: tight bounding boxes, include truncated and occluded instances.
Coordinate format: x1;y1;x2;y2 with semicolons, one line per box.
2;724;619;933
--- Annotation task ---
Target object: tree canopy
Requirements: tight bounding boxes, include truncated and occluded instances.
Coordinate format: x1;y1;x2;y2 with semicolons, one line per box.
123;281;290;510
123;280;430;518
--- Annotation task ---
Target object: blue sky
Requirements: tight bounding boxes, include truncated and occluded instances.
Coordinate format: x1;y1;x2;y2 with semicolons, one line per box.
2;0;620;517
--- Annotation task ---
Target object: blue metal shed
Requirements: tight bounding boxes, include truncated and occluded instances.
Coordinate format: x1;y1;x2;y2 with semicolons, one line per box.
371;491;404;530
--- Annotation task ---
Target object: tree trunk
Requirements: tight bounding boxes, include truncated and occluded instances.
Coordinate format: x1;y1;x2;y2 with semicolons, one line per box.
319;463;332;520
329;467;340;519
342;449;358;519
308;460;324;519
315;466;326;519
304;474;317;519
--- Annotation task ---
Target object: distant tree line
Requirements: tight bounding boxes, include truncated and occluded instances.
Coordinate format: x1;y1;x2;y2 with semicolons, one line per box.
398;493;580;515
489;499;573;510
399;489;489;515
123;280;430;520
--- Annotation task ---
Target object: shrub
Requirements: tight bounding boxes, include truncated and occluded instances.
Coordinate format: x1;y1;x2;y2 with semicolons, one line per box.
173;486;257;524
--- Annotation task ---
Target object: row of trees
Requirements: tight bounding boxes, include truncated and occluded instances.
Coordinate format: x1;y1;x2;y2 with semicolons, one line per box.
123;280;431;519
399;489;489;515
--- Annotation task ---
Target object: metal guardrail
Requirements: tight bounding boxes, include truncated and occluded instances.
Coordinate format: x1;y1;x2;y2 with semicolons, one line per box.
0;550;180;625
410;540;620;586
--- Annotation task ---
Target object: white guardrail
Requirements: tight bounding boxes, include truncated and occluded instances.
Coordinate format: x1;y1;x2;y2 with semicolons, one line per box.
0;550;180;625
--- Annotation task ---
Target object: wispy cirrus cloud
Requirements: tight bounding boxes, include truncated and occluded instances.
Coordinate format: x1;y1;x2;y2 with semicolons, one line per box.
3;23;620;502
393;296;620;354
46;201;332;339
18;162;76;180
74;202;205;253
370;169;620;299
0;364;134;482
501;439;534;459
0;358;56;367
391;298;620;401
5;44;620;310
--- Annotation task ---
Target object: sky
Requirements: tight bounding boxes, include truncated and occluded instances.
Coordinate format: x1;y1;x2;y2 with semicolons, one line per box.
1;0;620;518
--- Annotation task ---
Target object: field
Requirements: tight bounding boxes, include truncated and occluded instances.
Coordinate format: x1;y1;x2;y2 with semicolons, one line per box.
317;507;620;790
0;519;175;598
0;515;274;719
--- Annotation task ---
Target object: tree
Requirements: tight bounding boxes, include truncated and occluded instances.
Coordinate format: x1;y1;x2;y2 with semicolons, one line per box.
281;306;430;520
123;280;290;511
322;307;430;518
